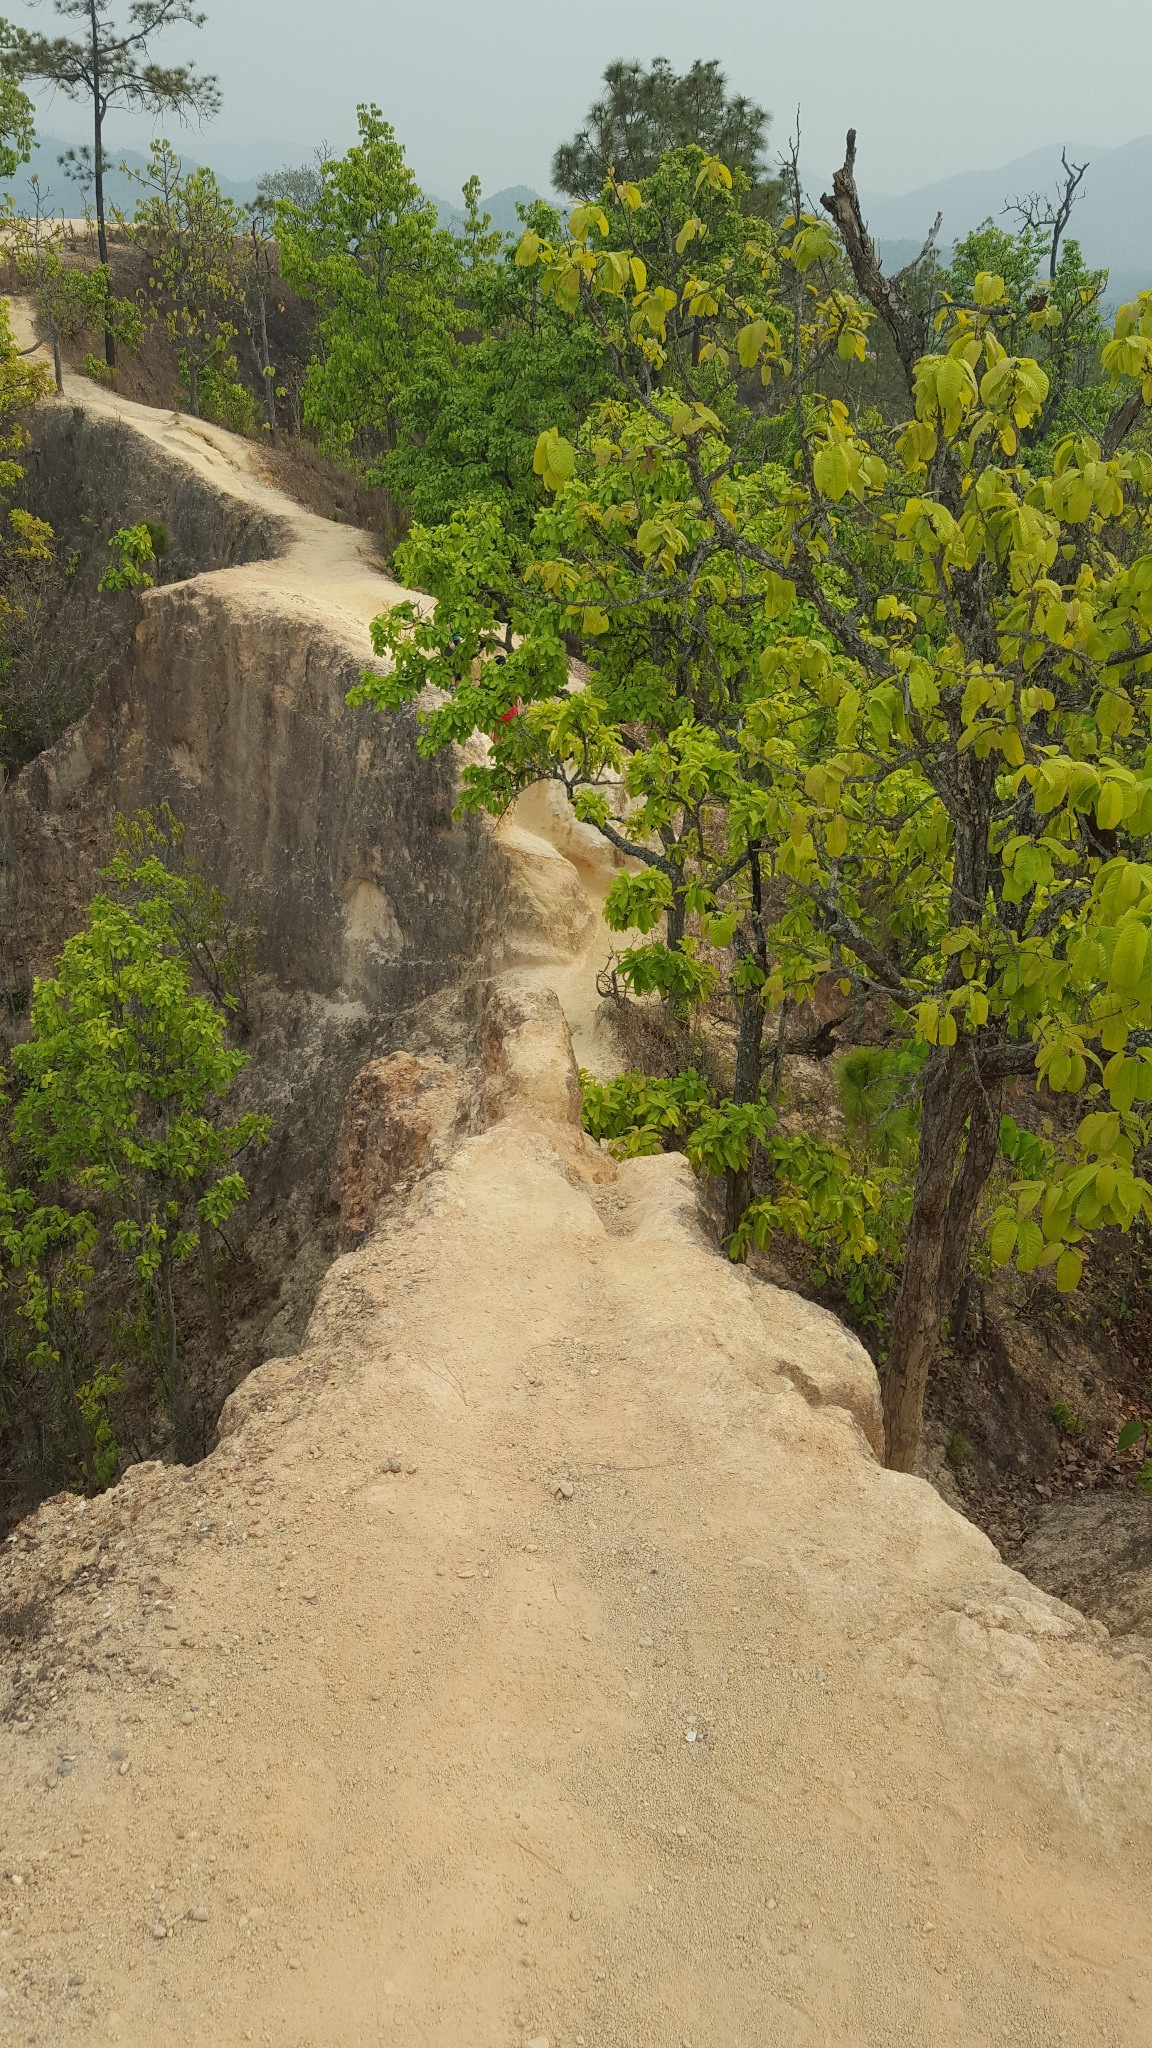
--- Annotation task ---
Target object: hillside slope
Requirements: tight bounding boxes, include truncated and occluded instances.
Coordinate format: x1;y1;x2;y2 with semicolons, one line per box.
0;339;1150;2048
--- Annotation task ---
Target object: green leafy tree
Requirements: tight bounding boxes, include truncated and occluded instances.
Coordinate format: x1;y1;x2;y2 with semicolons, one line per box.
240;194;280;440
354;136;1152;1471
0;297;54;494
98;520;158;591
0;0;219;367
0;66;34;176
0;501;60;766
553;58;779;216
0;1179;109;1487
938;214;1109;454
0;298;60;771
9;888;268;1460
276;104;460;461
12;175;142;391
384;197;616;534
129;138;243;417
105;802;259;1030
386;147;788;535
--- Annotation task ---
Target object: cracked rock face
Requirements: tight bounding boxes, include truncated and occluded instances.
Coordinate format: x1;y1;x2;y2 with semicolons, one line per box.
331;1052;477;1244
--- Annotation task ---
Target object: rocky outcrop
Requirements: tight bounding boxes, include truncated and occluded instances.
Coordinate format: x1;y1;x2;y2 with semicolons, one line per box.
481;976;585;1128
0;368;584;1457
746;1279;886;1457
1;569;498;1012
332;1051;476;1244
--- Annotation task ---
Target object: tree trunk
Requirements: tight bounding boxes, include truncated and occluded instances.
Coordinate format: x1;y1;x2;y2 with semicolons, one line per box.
725;982;765;1240
88;2;115;370
51;331;63;393
258;296;277;443
160;1247;184;1461
768;999;791;1098
199;1219;224;1359
187;359;199;418
664;888;685;951
935;1080;1004;1333
61;1350;97;1491
881;1048;982;1471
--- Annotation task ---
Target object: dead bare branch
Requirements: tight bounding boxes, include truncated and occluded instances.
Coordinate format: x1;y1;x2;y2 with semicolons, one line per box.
820;129;925;392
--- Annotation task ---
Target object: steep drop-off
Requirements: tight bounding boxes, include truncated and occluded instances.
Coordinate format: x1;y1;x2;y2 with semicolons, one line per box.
0;343;600;1434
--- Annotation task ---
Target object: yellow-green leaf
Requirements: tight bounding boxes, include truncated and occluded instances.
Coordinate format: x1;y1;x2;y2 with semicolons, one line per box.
1056;1247;1083;1293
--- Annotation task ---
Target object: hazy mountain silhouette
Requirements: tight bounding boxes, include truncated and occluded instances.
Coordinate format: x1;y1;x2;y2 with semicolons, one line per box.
861;134;1152;304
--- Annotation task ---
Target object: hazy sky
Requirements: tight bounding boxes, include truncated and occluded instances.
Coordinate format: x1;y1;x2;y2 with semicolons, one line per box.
4;0;1151;199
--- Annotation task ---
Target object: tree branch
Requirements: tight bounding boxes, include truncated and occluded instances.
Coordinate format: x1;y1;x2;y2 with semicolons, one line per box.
820;129;925;393
1102;388;1146;458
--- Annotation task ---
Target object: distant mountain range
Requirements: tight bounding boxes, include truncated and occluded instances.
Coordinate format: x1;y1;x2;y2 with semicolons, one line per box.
0;132;264;214
5;128;1150;306
0;134;548;240
862;133;1152;307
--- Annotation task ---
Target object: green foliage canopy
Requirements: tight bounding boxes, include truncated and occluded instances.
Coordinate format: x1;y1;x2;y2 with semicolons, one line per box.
129;138;244;417
10;893;265;1274
3;870;267;1464
0;67;34;179
552;57;778;216
276;104;460;458
354;138;1152;1467
383;199;617;536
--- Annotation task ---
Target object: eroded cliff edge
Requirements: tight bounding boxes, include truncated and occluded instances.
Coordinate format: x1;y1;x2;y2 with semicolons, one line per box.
0;379;594;1405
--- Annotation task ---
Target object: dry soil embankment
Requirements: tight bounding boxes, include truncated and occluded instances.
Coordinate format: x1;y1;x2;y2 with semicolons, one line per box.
0;334;1150;2048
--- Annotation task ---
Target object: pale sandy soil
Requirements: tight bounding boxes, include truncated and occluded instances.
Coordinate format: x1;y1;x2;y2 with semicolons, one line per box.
1;307;1151;2048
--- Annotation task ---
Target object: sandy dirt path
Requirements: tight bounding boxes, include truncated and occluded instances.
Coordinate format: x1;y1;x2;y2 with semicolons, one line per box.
2;1094;1151;2048
1;320;1150;2048
7;296;412;634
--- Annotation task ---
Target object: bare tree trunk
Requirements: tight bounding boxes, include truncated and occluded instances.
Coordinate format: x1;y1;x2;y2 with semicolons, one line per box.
257;295;277;443
199;1219;224;1359
877;1048;975;1466
51;331;63;393
724;982;765;1239
160;1247;184;1461
88;2;115;371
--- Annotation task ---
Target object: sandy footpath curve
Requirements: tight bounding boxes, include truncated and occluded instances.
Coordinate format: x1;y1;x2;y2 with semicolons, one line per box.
0;314;1150;2048
7;296;412;635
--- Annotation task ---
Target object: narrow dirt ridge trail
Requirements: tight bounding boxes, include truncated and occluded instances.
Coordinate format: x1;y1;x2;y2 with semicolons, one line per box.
6;297;412;637
4;1057;1151;2048
0;333;1150;2048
